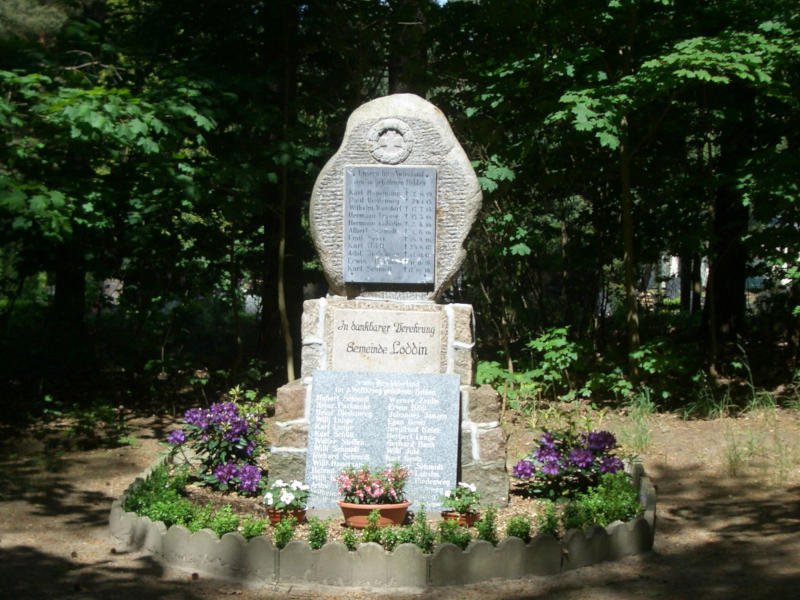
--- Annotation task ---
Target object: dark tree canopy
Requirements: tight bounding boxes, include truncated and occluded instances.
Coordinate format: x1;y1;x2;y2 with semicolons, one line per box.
1;0;798;421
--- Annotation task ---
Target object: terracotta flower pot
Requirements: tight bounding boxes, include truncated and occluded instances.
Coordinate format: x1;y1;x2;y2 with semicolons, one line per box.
266;508;307;526
441;510;480;527
337;500;411;529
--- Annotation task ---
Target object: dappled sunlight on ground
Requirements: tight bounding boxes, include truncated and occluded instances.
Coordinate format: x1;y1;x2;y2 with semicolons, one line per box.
1;410;799;599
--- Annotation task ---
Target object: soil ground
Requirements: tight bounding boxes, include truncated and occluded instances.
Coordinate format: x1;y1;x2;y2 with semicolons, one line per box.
1;407;799;600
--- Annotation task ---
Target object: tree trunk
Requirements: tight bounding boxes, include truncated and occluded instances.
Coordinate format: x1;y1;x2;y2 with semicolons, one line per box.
260;0;301;381
53;241;87;368
705;85;753;367
680;254;692;313
230;240;243;376
620;122;640;374
388;0;429;95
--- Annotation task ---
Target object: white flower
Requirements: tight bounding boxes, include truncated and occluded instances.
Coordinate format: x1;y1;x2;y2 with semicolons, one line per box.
444;490;451;498
458;482;477;492
274;479;286;488
290;480;309;491
264;492;274;506
280;490;295;505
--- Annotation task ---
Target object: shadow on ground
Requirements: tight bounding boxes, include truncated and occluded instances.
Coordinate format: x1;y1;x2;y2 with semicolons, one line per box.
482;461;800;600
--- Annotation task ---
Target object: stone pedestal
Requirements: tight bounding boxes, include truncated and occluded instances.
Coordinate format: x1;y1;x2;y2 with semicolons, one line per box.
269;298;508;505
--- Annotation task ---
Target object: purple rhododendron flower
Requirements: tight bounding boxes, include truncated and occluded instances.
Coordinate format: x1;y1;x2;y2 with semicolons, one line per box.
535;446;561;463
245;441;256;456
539;432;557;449
512;459;535;479
600;456;623;473
225;415;249;443
540;459;562;475
213;462;239;484
585;430;616;452
167;429;186;445
237;464;261;494
184;407;208;429
569;448;594;468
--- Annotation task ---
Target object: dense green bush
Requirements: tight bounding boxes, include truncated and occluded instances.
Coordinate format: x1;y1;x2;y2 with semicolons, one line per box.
505;514;532;543
562;471;642;530
307;516;328;549
241;516;268;540
208;505;240;536
343;527;358;551
379;525;416;551
474;506;499;546
537;501;560;536
123;464;245;535
437;519;472;549
123;463;192;527
273;516;297;549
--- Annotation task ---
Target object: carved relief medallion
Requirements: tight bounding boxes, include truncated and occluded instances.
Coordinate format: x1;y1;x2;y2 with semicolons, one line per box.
367;118;414;164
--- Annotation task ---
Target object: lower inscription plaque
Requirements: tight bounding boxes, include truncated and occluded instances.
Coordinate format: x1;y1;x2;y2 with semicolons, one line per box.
305;370;460;510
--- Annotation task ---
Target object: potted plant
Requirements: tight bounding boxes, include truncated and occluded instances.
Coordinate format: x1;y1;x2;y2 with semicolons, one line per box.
335;464;411;529
263;479;310;525
440;482;482;526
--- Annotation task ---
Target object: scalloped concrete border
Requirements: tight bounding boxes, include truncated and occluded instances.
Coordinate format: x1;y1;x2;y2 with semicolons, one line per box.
109;459;656;588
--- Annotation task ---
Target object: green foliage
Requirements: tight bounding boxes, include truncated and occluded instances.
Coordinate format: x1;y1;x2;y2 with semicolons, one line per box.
342;527;358;551
477;328;584;415
241;516;268;540
410;507;436;553
474;506;499;546
361;509;382;545
562;472;643;530
187;503;216;533
208;505;240;536
378;525;415;552
537;501;560;537
505;514;532;543
437;519;472;549
440;482;481;514
1;0;799;427
124;464;254;537
307;516;328;550
272;516;297;549
122;463;187;516
682;370;733;419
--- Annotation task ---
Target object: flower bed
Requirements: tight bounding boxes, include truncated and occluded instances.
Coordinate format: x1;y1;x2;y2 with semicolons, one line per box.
109;456;656;588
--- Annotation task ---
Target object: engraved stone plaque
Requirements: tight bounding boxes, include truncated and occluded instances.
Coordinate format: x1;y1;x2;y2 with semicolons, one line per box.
305;370;460;509
329;307;445;373
344;165;436;285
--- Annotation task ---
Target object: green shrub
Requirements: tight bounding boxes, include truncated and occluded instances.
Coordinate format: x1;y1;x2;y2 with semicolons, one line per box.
379;525;414;551
361;509;382;544
273;516;297;549
123;463;188;515
409;507;435;553
343;527;358;551
563;471;642;530
307;516;328;550
209;505;240;536
561;501;586;531
141;497;196;527
537;500;560;536
475;505;498;546
188;503;216;532
437;519;472;549
241;516;268;540
123;464;197;528
505;514;532;543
